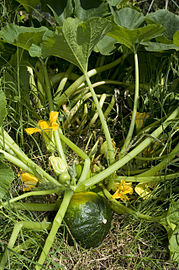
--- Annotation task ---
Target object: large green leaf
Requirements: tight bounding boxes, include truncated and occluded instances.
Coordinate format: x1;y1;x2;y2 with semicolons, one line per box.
111;7;145;29
16;0;40;12
167;200;179;265
0;91;7;126
142;41;179;52
173;31;179;47
94;35;119;55
0;41;16;66
107;23;165;52
169;226;179;265
146;9;179;40
0;160;14;199
107;0;128;6
47;0;73;26
74;0;109;20
167;200;179;231
41;17;112;72
0;24;51;51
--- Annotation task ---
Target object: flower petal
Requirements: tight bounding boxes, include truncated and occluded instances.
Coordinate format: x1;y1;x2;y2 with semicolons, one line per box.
49;111;59;125
20;172;40;191
25;127;42;135
38;120;50;131
112;180;133;201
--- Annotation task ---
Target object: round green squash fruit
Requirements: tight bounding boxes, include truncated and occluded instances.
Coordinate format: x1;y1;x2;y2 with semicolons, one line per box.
64;192;113;249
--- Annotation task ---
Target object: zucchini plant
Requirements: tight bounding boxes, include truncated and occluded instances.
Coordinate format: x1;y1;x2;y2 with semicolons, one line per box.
0;4;179;269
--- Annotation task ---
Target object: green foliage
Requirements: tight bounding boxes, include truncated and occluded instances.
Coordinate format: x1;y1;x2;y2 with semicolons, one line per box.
111;7;145;29
41;17;112;72
173;31;179;47
107;23;165;52
0;156;14;199
74;0;109;20
16;0;40;13
166;200;179;266
0;90;7;126
146;9;179;40
0;24;51;51
48;0;73;26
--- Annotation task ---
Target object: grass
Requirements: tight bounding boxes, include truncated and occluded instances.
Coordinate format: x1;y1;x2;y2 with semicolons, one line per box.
0;176;178;269
0;210;177;270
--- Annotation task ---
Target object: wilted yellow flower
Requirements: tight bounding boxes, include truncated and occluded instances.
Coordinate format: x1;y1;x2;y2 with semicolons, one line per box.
25;111;59;135
132;111;150;132
112;180;133;201
19;171;40;191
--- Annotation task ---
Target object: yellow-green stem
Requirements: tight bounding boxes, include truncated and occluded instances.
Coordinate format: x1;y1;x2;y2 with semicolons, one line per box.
84;72;115;165
120;52;139;157
36;189;73;270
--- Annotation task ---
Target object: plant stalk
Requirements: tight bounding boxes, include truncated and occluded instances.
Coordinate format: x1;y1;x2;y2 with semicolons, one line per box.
76;107;179;191
56;57;123;107
84;72;115;165
0;188;62;209
36;189;73;270
40;59;67;163
120;52;139;157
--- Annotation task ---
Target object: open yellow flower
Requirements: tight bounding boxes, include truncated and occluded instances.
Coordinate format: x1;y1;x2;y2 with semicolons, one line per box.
25;112;59;135
19;171;40;191
112;180;133;201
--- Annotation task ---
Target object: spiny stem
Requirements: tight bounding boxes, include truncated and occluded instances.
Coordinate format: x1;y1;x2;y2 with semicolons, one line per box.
0;148;61;186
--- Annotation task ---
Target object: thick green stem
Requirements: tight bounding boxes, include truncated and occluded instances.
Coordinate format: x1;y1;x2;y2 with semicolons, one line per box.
0;128;31;162
78;159;91;184
56;57;123;107
40;59;54;112
103;187;164;222
84;72;115;165
76;107;179;191
0;149;34;173
0;129;61;185
0;148;61;186
54;129;67;164
0;188;61;209
9;202;59;211
36;189;73;270
112;173;179;184
58;133;89;160
138;143;179;177
120;52;139;157
40;60;67;162
56;63;73;97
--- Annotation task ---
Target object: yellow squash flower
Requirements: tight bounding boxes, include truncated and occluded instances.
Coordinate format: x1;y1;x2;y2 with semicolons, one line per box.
25;112;59;135
19;171;40;191
112;180;133;201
